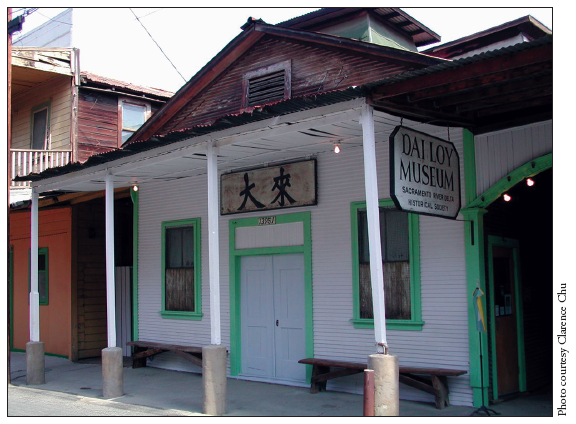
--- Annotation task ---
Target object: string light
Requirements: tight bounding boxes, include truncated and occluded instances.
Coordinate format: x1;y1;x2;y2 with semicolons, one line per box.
132;185;139;192
526;178;535;187
334;144;341;154
503;193;511;202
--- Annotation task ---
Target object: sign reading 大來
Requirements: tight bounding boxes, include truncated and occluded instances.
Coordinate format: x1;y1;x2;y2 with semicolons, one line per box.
221;159;317;215
390;126;461;219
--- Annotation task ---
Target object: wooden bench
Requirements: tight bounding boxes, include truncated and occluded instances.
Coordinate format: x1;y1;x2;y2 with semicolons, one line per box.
298;358;467;409
126;341;203;369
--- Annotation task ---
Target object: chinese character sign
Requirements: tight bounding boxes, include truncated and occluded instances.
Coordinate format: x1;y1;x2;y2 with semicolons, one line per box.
221;160;317;215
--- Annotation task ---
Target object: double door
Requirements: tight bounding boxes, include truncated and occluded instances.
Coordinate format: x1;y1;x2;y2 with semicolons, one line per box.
240;254;306;383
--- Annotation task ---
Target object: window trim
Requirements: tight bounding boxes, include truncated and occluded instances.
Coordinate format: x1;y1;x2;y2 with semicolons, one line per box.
30;102;51;150
118;97;151;147
350;199;423;330
241;60;291;109
160;218;203;320
29;247;49;306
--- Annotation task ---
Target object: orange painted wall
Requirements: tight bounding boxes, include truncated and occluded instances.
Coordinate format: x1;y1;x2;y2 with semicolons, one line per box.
10;207;73;358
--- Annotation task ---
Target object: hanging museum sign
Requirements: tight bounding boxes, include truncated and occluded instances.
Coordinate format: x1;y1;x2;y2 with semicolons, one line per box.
390;126;461;219
221;159;317;215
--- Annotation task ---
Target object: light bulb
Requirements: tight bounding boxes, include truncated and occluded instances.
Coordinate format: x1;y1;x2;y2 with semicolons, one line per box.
132;185;139;192
526;178;535;187
503;193;511;202
334;144;341;154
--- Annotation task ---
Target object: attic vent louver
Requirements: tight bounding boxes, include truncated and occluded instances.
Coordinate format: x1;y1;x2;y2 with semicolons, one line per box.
242;60;291;108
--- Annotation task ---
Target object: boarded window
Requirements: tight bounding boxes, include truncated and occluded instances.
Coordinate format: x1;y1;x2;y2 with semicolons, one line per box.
31;107;49;150
165;226;195;312
358;207;411;320
242;61;291;108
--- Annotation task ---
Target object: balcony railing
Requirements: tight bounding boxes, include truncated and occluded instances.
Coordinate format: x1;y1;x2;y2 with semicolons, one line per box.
11;149;72;187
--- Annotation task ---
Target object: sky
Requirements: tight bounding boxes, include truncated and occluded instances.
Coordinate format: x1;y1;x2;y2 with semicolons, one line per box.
11;5;554;94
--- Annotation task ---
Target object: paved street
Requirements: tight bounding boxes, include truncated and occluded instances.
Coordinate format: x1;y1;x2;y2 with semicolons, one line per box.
8;385;201;416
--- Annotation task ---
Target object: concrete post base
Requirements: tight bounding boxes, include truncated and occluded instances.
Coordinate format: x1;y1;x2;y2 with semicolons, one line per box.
368;353;399;416
202;345;227;416
102;347;124;398
26;341;45;385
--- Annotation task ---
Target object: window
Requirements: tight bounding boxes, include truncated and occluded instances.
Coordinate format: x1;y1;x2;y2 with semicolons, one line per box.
119;98;150;145
161;218;202;319
242;60;291;108
29;247;49;305
31;103;50;150
351;200;422;330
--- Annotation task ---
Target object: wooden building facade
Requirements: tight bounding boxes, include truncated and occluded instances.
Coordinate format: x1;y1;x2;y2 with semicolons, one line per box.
20;8;552;409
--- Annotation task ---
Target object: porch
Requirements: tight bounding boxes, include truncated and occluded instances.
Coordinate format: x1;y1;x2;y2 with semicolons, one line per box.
10;149;72;187
8;352;552;416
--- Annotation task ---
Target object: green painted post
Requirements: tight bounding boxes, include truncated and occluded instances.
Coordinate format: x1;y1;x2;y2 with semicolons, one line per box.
462;207;489;407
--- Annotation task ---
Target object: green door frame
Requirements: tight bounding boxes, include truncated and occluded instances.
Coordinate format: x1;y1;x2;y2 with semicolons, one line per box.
10;245;14;350
229;211;313;382
486;236;527;399
462;150;551;406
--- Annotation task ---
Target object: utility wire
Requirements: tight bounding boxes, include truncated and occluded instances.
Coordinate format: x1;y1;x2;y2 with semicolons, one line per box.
133;8;163;20
129;8;187;83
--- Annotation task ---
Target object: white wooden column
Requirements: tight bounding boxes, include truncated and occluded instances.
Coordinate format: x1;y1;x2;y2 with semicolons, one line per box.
207;142;222;345
29;188;40;342
359;104;388;353
105;173;117;347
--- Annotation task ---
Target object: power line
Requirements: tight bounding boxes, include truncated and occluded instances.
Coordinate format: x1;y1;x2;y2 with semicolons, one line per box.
129;8;187;83
133;8;163;20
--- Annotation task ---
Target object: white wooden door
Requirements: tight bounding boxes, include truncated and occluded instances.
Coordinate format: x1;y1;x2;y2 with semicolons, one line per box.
241;254;306;382
241;256;275;378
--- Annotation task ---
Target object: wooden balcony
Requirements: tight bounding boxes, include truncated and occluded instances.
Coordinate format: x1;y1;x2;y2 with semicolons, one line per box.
11;149;72;187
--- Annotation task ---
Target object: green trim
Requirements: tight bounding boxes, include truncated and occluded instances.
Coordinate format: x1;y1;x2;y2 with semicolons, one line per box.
10;348;68;359
229;212;313;382
486;236;527;400
10;246;14;350
463;129;477;206
160;217;203;320
466;153;552;209
130;187;139;340
462;207;489;407
29;247;49;306
350;199;423;330
30;101;51;149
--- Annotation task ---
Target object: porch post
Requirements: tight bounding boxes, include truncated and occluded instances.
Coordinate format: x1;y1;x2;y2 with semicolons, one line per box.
462;207;490;407
27;187;45;385
102;173;123;398
105;173;117;348
207;142;221;345
360;104;399;416
203;141;226;416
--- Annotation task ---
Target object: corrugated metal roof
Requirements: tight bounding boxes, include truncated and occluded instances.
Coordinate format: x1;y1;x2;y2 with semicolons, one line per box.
366;35;552;89
80;71;174;99
17;86;365;183
18;35;551;184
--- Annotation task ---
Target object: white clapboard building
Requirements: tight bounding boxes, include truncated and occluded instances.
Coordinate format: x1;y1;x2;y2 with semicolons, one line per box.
21;9;552;409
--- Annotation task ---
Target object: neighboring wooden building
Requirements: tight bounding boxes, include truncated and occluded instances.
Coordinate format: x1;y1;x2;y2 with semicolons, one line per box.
21;8;552;409
10;47;172;201
9;45;172;360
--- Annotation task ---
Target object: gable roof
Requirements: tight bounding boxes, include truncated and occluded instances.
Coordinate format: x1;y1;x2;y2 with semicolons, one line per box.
423;15;551;59
125;18;444;147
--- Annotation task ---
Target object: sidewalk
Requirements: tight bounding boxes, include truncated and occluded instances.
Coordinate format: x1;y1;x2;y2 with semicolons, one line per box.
8;352;552;416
